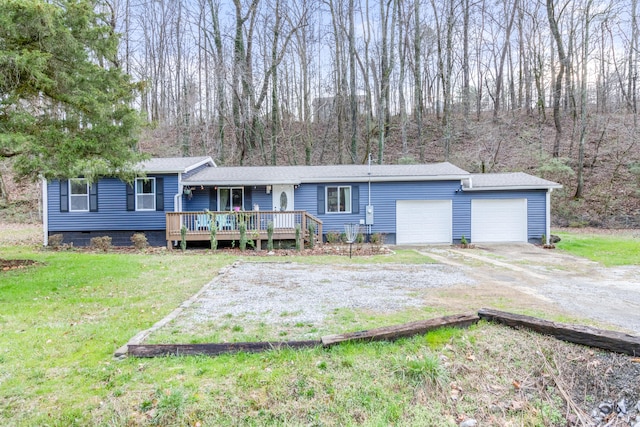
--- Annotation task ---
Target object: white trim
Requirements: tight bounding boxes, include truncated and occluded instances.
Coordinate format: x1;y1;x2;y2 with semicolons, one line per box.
69;178;90;212
176;173;183;212
326;185;352;214
546;189;552;245
183;157;216;173
217;187;244;211
182;175;471;187
463;184;562;192
135;177;156;211
42;178;48;247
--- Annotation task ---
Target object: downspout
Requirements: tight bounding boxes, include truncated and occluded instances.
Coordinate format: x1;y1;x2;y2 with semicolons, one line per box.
42;178;48;246
176;173;183;212
546;189;552;245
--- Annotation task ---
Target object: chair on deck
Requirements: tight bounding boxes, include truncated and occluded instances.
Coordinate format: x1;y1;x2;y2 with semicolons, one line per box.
195;214;211;230
216;214;234;230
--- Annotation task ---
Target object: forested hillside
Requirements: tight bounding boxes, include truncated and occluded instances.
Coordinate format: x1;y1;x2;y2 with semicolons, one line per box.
1;0;639;227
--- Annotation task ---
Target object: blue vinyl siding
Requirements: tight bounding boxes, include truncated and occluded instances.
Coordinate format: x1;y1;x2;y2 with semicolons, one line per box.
251;187;272;211
456;189;548;242
295;180;460;238
183;187;210;211
48;174;178;232
182;186;271;211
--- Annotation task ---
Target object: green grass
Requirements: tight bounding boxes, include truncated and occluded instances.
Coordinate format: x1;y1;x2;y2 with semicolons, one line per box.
0;244;462;426
1;239;633;425
554;231;640;266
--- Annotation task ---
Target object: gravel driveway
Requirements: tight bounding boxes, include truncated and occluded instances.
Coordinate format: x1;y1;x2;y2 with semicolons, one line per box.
150;244;640;343
422;244;640;333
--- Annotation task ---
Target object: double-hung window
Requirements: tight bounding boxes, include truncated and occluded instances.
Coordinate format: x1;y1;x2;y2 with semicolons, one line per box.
326;186;351;213
69;179;89;212
136;178;156;211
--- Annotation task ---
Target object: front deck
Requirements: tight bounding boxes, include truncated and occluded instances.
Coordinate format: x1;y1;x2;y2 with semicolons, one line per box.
166;211;323;249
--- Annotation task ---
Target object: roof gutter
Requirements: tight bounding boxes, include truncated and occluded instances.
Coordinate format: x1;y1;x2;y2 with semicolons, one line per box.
462;184;563;192
183;175;471;186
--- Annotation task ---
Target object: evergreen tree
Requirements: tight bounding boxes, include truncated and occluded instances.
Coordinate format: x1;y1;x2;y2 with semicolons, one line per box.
0;0;142;182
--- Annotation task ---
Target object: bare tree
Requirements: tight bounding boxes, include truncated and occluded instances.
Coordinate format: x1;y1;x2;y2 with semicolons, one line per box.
546;0;569;158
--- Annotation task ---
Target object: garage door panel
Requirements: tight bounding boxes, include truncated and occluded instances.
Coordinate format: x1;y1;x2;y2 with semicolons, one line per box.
471;199;527;242
396;200;452;244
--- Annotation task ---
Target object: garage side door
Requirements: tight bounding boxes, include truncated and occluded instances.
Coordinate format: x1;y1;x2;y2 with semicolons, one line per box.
396;200;452;244
471;199;527;242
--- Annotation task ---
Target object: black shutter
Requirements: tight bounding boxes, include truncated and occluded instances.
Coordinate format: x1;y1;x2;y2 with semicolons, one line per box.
89;182;98;212
155;177;164;211
60;180;69;212
351;185;359;214
126;183;135;211
317;186;325;215
244;187;252;210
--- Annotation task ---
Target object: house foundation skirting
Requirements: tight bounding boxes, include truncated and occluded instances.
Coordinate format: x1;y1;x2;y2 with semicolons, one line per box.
49;230;167;247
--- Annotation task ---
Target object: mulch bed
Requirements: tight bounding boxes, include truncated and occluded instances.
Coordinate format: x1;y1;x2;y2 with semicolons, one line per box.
0;258;41;271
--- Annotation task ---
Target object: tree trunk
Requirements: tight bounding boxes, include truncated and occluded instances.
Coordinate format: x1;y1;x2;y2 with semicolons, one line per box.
546;0;567;158
348;0;358;163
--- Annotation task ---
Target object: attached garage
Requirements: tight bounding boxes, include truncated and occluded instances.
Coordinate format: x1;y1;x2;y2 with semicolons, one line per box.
471;199;527;242
396;200;452;244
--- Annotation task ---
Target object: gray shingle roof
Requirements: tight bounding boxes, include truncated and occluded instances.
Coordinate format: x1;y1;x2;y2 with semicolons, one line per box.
466;172;561;190
183;162;470;185
139;156;215;173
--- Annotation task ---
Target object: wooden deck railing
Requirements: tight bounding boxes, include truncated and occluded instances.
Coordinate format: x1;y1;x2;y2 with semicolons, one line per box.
166;211;323;249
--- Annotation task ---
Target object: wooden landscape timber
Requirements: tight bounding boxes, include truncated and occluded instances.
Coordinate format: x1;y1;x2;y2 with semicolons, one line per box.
125;314;480;358
128;340;321;358
478;308;640;356
320;313;480;347
125;310;640;358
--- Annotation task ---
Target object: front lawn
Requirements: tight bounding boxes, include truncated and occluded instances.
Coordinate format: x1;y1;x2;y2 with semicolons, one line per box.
554;230;640;266
1;238;637;426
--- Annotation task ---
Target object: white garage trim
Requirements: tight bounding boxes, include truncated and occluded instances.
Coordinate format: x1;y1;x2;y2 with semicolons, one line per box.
396;200;452;244
471;199;527;243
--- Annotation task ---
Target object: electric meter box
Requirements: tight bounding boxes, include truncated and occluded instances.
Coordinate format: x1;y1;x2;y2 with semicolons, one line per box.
365;205;374;225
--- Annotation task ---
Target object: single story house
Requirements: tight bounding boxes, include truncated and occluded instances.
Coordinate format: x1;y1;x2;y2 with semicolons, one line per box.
42;156;562;248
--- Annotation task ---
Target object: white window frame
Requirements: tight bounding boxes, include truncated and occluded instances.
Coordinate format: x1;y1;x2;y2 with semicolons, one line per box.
69;178;89;212
218;187;244;211
326;185;351;213
136;178;156;211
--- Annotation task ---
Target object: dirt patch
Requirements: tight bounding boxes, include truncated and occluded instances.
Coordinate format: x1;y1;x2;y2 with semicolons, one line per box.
0;258;41;271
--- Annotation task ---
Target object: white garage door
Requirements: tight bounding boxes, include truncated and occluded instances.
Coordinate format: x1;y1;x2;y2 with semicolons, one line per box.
471;199;527;242
396;200;452;244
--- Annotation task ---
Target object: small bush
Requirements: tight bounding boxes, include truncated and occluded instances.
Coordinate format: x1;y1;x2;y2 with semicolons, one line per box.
48;234;64;248
90;236;112;252
355;232;365;244
325;231;341;244
307;222;316;249
267;221;274;251
370;232;384;245
180;225;187;251
295;224;301;251
210;223;218;251
239;221;247;251
130;233;148;250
